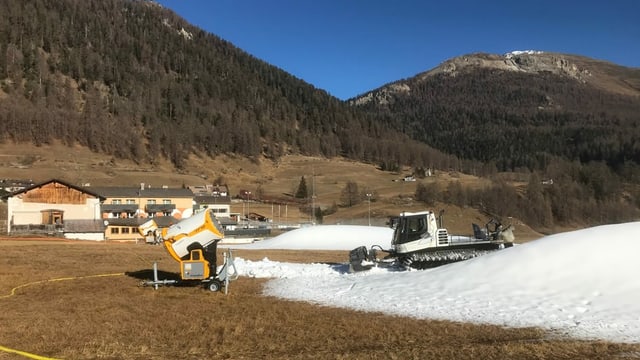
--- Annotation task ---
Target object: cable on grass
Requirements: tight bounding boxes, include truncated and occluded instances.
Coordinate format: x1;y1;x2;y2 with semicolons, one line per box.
0;344;61;360
0;273;124;359
0;273;124;299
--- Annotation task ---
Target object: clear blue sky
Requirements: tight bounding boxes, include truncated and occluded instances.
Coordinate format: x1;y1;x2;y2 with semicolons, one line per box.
154;0;640;100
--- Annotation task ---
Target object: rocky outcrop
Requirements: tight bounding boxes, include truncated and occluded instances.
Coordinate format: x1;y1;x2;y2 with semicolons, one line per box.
352;51;639;106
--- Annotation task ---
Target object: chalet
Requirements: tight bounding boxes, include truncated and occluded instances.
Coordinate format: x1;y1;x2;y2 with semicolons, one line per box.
4;179;105;240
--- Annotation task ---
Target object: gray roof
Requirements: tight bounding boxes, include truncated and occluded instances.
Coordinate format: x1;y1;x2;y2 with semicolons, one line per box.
87;186;194;198
64;220;106;233
216;216;237;225
193;195;231;205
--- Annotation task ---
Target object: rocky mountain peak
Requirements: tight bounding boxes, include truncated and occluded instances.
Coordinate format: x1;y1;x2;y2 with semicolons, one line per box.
419;51;596;87
352;51;639;106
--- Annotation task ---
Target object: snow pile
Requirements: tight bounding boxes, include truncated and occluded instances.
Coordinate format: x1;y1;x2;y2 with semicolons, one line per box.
230;225;393;250
228;222;640;343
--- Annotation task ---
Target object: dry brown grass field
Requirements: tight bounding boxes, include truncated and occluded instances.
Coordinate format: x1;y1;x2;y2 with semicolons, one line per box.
2;239;640;360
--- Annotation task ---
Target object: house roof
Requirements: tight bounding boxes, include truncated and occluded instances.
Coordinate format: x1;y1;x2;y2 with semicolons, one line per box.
216;216;237;225
193;195;231;205
63;220;106;233
2;178;105;200
88;186;194;198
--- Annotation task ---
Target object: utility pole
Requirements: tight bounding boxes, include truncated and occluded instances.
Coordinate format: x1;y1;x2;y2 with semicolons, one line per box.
366;193;372;226
311;167;316;225
246;191;251;227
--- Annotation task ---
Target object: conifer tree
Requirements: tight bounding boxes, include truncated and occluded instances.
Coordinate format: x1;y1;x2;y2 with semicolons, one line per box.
295;176;308;199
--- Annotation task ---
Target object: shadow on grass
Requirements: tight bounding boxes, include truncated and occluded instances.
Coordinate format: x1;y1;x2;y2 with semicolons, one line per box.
125;269;181;282
125;269;213;289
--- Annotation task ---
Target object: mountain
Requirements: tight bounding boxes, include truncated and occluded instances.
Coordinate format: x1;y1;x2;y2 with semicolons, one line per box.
1;1;639;228
0;0;448;170
351;51;640;171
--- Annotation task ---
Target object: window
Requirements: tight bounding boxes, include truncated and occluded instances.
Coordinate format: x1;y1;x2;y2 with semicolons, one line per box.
110;228;120;234
147;199;156;205
163;199;171;204
111;199;122;204
126;199;136;204
122;227;130;234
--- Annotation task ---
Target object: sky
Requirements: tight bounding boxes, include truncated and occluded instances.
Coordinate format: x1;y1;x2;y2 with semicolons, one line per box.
154;0;640;100
224;222;640;343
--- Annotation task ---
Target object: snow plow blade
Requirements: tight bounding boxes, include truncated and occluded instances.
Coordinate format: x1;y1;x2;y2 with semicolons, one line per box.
348;246;376;272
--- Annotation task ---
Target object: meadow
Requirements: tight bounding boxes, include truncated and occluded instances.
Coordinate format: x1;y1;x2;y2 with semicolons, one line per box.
1;239;638;359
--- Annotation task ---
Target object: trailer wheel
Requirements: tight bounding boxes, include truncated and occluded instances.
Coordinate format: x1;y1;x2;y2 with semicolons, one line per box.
207;280;222;292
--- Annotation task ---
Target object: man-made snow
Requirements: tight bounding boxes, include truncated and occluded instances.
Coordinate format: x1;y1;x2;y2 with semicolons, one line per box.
227;223;640;343
229;225;393;250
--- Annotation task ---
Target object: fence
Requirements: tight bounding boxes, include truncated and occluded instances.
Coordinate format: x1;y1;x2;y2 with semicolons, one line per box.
8;224;64;237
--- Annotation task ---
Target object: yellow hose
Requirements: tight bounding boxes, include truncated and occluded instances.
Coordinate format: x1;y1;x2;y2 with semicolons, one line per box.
0;345;61;360
0;273;125;359
0;273;124;299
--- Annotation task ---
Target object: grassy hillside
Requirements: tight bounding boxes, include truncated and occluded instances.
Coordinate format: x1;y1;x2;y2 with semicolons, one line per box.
0;142;543;241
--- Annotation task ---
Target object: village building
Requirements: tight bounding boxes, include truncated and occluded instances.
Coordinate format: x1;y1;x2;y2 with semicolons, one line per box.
89;183;194;219
4;179;105;240
190;184;232;219
87;183;195;242
2;179;270;242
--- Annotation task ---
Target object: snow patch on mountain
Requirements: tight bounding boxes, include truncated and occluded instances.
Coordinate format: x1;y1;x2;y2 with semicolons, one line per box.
505;50;544;58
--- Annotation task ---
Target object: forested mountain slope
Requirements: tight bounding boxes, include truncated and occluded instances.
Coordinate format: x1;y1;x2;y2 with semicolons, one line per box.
352;52;640;172
0;0;448;169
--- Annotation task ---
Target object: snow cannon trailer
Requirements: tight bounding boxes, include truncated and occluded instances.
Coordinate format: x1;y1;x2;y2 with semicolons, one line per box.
349;210;514;272
137;209;238;293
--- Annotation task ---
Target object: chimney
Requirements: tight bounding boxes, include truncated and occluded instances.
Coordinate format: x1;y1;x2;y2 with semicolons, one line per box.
140;183;145;191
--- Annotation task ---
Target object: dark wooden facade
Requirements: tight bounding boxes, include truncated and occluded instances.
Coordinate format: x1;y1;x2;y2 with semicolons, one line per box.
21;182;93;205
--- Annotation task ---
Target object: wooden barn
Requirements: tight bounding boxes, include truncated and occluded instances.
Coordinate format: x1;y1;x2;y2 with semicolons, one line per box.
5;179;105;240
